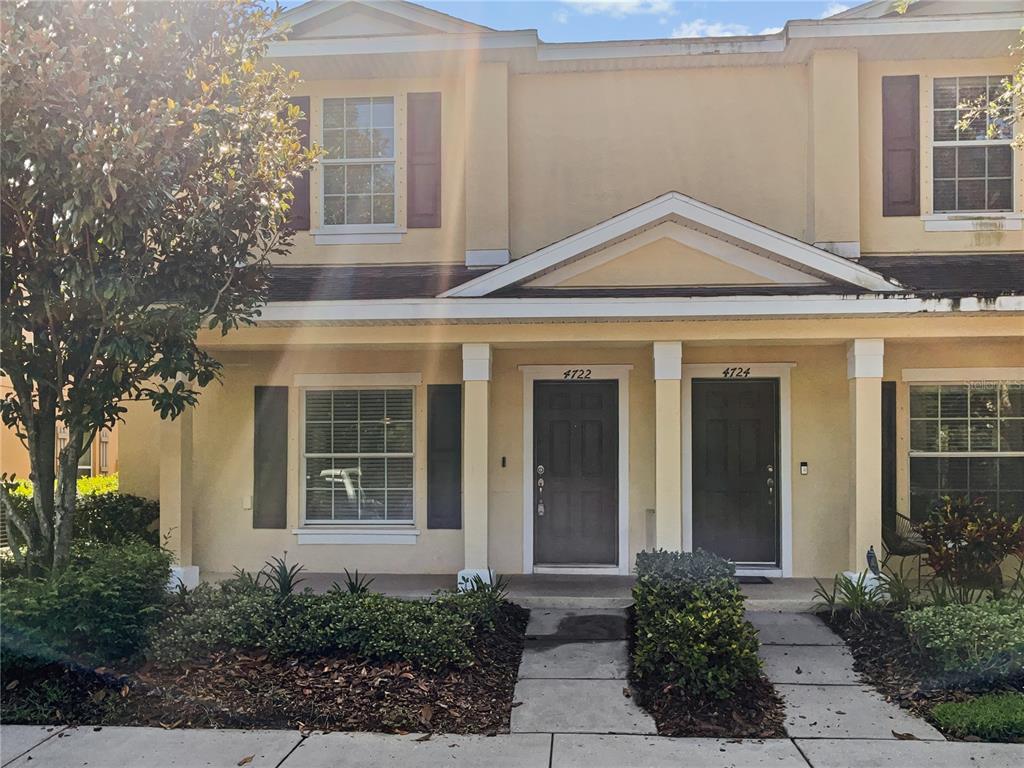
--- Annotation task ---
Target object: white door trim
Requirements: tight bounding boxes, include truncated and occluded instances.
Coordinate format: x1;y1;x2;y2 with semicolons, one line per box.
681;362;795;578
520;364;633;575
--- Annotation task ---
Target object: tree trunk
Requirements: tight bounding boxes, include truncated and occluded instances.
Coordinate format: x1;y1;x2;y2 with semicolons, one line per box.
51;428;84;573
26;398;58;574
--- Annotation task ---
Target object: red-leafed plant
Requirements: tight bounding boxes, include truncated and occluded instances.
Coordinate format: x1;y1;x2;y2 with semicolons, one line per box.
917;496;1024;604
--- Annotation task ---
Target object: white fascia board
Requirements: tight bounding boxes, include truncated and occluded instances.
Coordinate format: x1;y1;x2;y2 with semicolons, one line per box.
441;192;902;297
788;14;1024;38
257;294;1024;324
279;0;488;35
266;30;537;59
537;36;785;62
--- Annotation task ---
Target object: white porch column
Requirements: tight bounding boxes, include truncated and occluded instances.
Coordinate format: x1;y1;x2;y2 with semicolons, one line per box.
461;343;491;579
160;407;198;587
847;339;884;571
654;342;683;551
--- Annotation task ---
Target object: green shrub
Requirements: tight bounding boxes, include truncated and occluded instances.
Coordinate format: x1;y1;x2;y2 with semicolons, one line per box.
1;540;172;666
632;549;761;700
150;582;505;671
902;600;1024;683
931;693;1024;741
7;474;158;547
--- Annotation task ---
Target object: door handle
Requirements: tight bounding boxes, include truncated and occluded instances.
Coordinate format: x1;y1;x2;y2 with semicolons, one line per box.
536;465;545;516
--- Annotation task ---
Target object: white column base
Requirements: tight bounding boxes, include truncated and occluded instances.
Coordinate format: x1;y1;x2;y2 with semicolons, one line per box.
457;568;494;591
168;565;200;591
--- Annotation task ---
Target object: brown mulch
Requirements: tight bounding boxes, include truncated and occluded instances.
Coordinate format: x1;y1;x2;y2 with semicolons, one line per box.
820;609;1024;733
631;674;786;738
1;602;529;734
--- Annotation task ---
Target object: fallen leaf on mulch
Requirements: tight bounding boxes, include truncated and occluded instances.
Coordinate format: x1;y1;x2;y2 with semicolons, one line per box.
237;755;254;766
414;734;431;742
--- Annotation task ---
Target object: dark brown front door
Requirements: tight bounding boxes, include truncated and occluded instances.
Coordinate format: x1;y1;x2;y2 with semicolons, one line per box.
692;379;779;566
534;380;618;566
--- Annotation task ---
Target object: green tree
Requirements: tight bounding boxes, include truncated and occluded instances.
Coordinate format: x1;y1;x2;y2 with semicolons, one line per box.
1;1;314;574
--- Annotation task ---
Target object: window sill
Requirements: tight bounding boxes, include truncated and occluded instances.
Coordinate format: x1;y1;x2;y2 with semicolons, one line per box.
921;213;1023;232
312;226;406;246
292;527;420;545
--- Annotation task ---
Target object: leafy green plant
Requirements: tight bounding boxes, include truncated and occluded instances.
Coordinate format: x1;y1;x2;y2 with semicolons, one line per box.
879;557;921;611
631;549;761;700
901;600;1024;683
331;569;374;596
258;553;306;599
463;572;511;601
931;693;1024;741
1;540;172;665
918;496;1024;604
813;572;886;622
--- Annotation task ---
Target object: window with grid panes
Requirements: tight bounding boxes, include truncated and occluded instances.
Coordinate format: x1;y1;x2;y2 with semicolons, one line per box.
321;97;395;226
303;389;414;523
932;76;1013;212
909;383;1024;521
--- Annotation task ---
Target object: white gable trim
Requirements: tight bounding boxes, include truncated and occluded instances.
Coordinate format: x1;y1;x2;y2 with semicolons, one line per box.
441;192;903;298
281;0;491;35
525;221;824;288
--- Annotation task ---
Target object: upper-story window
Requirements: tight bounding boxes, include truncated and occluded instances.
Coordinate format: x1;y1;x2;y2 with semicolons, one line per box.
932;76;1013;213
321;97;396;227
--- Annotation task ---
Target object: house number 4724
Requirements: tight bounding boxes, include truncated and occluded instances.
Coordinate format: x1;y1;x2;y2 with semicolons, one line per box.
722;367;751;379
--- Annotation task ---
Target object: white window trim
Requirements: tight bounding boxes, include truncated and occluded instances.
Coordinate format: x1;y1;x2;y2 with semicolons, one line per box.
299;385;417;527
319;95;399;235
519;364;632;576
292;527;420;545
921;212;1023;232
681;362;795;578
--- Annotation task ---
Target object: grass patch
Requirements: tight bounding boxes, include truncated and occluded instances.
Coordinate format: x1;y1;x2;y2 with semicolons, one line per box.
931;692;1024;742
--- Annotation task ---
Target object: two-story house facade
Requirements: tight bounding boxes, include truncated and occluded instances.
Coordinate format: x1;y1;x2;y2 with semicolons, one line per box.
119;0;1024;586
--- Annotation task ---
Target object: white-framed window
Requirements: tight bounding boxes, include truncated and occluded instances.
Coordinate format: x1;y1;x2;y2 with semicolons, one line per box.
321;97;396;227
909;382;1024;521
932;75;1013;213
302;388;414;523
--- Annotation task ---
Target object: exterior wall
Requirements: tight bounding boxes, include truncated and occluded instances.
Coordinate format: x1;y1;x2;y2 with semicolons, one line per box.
281;75;468;265
123;316;1023;578
119;400;162;499
859;56;1024;254
507;65;810;257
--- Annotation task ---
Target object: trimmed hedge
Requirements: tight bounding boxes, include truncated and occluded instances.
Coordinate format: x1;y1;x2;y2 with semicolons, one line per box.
149;578;507;671
1;540;172;666
632;549;761;700
931;693;1024;742
901;600;1024;684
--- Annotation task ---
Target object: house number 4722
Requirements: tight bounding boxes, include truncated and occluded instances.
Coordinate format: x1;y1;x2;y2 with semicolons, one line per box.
562;368;592;379
722;367;751;379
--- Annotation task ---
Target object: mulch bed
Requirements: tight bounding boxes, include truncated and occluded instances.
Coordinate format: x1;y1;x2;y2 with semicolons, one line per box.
625;608;786;738
821;609;1024;739
1;602;529;734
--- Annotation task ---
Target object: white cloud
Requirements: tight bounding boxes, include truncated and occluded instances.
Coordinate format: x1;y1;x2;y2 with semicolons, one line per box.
821;3;850;17
553;8;570;24
563;0;676;19
671;19;751;38
759;26;783;35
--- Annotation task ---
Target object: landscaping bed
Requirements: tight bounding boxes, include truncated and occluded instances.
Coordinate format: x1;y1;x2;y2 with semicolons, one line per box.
627;550;785;738
1;541;530;734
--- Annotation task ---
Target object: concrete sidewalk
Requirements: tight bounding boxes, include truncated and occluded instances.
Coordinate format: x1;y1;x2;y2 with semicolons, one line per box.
4;726;1024;767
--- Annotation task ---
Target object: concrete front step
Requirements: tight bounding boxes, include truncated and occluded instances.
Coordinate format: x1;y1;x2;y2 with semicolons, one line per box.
759;645;861;686
519;641;629;680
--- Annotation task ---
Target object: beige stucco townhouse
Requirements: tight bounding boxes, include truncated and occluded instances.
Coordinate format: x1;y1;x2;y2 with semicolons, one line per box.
119;0;1024;587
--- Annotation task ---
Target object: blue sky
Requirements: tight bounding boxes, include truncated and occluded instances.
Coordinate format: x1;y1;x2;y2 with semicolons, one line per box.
283;2;860;43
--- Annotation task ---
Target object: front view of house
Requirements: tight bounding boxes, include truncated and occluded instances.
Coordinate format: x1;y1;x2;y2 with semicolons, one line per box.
119;0;1024;584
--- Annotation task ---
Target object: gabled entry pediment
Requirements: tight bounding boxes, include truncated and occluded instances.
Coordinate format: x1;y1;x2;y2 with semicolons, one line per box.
525;223;825;289
442;192;903;297
284;1;492;39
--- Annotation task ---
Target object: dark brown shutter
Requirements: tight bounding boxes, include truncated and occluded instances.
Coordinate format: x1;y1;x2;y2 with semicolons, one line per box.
427;384;462;529
407;92;442;228
253;386;288;529
286;96;311;231
882;76;920;217
881;381;897;534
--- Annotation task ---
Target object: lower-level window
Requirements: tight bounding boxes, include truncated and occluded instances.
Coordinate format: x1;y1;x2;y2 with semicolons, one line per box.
303;388;414;523
909;382;1024;520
